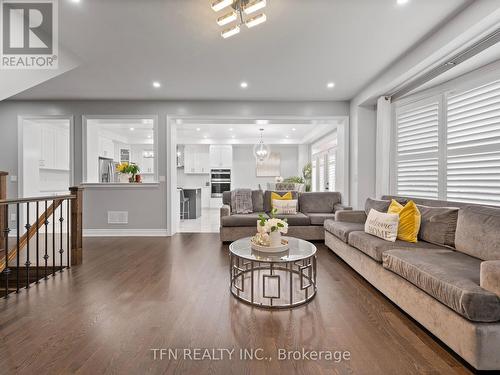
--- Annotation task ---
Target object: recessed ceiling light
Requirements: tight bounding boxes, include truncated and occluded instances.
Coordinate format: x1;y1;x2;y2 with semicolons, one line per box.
327;82;335;89
397;0;409;5
71;0;81;3
196;128;201;131
203;135;208;139
285;135;289;138
152;81;161;88
147;135;152;139
256;119;268;125
130;127;135;131
229;128;233;131
231;135;235;138
240;81;248;89
292;128;296;131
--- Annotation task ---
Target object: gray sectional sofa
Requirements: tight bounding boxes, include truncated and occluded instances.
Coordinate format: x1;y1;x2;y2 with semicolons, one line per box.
220;190;350;242
324;195;500;370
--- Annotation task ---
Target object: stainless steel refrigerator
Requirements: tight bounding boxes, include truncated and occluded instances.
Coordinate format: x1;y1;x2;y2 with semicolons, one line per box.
98;157;116;183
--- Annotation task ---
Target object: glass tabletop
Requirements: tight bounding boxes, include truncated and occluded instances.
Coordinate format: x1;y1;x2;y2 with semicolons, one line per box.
229;237;317;263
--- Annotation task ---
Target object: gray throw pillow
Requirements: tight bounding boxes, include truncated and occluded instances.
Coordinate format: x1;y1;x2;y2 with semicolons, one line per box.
417;205;459;248
364;198;391;215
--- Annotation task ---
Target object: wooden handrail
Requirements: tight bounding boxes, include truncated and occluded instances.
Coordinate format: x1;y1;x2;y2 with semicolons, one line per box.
0;186;84;273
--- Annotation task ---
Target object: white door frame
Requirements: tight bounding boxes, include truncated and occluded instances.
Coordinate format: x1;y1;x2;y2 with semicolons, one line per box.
166;115;350;236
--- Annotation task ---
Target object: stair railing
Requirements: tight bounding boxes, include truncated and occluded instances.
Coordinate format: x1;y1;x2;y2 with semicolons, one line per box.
0;186;83;298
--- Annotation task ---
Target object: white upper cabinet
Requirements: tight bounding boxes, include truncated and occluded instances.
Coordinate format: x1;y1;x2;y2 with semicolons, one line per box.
40;125;70;171
184;145;210;174
209;145;232;168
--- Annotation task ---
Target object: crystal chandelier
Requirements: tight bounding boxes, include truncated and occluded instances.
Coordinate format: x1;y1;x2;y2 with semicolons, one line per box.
253;128;271;162
211;0;267;39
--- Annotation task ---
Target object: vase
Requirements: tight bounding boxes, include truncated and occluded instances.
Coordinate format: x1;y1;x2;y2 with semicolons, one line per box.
269;231;281;247
119;174;130;183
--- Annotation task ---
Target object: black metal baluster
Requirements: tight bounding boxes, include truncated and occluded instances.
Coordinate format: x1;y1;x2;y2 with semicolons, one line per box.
25;202;31;288
52;200;56;277
16;202;20;293
36;201;39;283
44;200;49;279
66;199;70;269
3;204;10;298
59;201;64;272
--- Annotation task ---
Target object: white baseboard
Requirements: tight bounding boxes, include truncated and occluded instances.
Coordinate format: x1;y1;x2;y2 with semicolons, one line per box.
83;229;170;237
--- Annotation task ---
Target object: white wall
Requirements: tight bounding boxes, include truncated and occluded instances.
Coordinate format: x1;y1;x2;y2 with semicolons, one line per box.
231;145;300;190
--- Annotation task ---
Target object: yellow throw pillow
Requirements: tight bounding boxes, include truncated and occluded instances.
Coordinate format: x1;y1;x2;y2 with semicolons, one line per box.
271;191;292;209
387;200;421;243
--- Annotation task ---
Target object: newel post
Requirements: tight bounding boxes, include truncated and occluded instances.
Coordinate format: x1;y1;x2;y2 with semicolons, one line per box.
0;171;7;248
69;186;83;266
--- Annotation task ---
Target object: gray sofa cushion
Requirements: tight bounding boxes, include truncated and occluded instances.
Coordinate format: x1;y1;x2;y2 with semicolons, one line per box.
455;205;500;261
417;205;459;248
307;213;336;225
252;190;264;212
383;249;500;322
364;198;391;215
223;190;264;212
274;212;310;226
347;231;444;262
298;192;341;214
221;212;269;227
263;191;299;213
324;220;365;243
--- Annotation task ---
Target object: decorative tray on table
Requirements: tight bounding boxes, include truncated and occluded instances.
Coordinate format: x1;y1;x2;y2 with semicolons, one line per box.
250;237;289;253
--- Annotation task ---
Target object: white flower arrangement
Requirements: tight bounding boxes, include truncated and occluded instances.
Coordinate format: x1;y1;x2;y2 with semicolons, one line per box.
252;209;288;247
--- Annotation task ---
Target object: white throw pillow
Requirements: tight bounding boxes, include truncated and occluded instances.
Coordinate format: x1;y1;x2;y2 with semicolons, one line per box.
272;199;298;215
365;209;399;242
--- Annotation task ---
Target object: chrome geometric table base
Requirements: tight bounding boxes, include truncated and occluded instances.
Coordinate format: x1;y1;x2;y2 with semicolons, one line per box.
229;252;317;309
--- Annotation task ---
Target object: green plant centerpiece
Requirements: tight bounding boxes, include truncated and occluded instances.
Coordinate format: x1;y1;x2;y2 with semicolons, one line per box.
117;162;140;183
252;208;288;248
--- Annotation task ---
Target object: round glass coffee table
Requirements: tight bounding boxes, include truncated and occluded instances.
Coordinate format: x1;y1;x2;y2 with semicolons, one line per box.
229;237;317;309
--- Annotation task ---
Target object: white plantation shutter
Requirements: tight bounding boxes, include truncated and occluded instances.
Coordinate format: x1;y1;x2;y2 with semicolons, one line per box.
318;157;325;192
446;80;500;205
311;159;317;192
328;150;336;192
396;101;440;199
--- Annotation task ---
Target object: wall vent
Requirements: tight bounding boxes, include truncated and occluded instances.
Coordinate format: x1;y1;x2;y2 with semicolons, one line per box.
107;211;128;224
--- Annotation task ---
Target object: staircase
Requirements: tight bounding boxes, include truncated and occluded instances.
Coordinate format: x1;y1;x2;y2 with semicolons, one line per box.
0;172;84;299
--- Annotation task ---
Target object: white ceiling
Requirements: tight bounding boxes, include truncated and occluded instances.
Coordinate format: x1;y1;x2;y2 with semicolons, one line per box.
87;119;154;144
176;118;339;144
12;0;470;101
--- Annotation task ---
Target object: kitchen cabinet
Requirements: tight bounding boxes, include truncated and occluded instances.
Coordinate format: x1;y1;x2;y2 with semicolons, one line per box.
209;145;232;168
184;145;210;174
141;150;154;174
39;125;70;170
99;137;114;159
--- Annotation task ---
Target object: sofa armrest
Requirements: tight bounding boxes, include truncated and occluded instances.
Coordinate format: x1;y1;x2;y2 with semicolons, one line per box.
480;261;500;296
334;203;352;212
220;204;231;218
335;210;367;224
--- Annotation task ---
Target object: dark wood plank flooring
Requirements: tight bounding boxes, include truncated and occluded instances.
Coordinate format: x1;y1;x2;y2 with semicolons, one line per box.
0;234;472;374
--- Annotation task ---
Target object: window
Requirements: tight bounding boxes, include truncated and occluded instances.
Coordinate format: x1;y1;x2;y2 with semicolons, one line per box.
395;101;439;199
84;117;157;183
318;157;325;192
311;159;317;192
393;78;500;206
328;149;336;192
446;80;500;205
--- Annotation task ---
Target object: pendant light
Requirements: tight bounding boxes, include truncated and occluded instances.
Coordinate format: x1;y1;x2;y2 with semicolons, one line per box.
253;128;271;162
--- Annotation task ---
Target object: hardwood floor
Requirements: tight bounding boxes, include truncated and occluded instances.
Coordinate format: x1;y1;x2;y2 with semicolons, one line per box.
0;234;472;375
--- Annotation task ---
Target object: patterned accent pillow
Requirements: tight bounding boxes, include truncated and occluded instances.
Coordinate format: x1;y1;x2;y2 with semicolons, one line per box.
272;199;298;215
365;209;399;242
